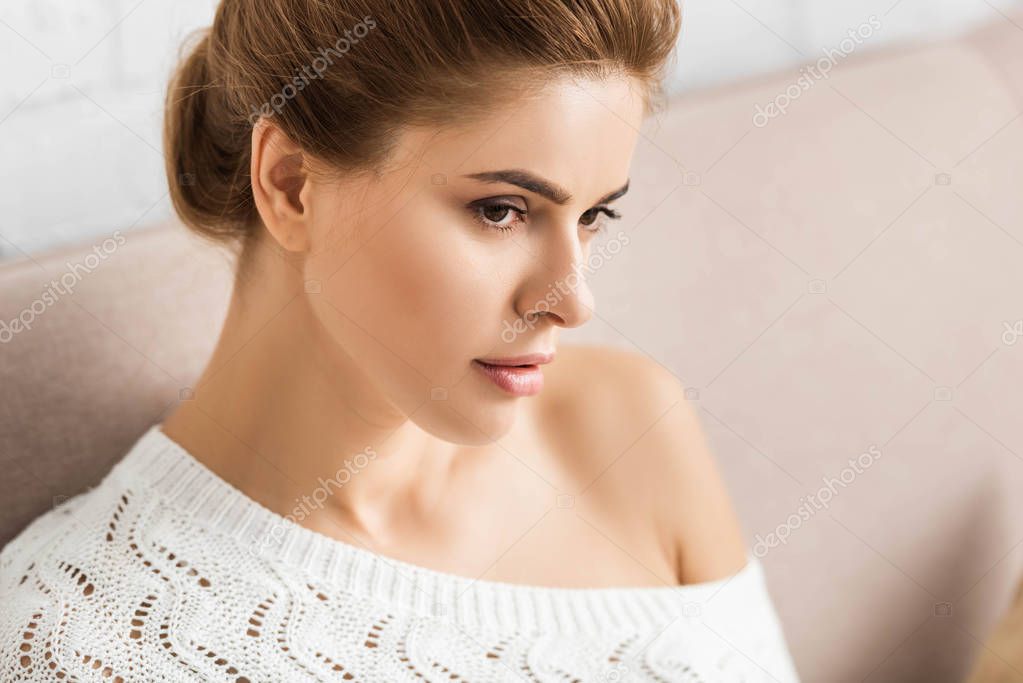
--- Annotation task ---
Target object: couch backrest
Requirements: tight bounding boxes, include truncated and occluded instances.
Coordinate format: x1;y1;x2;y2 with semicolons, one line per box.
0;225;232;544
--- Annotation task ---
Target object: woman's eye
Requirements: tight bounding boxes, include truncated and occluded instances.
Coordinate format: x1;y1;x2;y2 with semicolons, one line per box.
580;206;622;231
471;202;526;232
469;200;621;234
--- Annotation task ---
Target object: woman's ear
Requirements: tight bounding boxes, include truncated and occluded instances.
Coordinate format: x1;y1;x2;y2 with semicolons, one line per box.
250;120;312;253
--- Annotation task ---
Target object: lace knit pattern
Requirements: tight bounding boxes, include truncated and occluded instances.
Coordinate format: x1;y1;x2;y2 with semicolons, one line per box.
1;426;801;682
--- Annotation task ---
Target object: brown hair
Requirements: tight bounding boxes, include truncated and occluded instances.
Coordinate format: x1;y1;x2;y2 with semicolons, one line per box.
164;0;682;248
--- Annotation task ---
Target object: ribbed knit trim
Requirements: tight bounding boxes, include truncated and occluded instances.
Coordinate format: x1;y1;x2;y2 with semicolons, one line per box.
107;424;763;633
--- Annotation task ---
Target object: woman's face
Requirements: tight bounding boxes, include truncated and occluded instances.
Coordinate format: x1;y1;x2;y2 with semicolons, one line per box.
299;75;646;445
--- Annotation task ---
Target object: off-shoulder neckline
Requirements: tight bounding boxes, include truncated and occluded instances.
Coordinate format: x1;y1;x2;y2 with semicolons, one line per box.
105;424;766;632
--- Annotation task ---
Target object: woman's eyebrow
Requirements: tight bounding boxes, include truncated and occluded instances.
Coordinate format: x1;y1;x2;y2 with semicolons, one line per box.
597;181;630;205
462;169;629;206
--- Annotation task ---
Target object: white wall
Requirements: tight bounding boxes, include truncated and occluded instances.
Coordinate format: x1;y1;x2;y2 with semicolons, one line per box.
669;0;1023;92
1;0;1019;260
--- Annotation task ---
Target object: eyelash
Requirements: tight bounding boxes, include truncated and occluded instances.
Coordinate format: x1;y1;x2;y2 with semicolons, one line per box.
469;201;622;234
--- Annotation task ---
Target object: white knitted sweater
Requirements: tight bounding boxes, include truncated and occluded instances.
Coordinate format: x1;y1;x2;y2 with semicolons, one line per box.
1;426;800;682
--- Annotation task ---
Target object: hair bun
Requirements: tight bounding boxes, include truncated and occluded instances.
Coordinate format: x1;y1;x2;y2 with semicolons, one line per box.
164;28;255;247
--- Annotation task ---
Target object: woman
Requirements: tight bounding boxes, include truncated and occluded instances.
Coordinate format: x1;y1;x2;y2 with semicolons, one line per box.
0;0;800;680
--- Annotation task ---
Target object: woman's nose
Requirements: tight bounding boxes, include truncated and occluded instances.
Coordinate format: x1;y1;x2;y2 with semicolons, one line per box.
516;230;595;330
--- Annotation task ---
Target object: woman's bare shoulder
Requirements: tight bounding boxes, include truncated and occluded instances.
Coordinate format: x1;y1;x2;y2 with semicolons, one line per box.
534;343;749;583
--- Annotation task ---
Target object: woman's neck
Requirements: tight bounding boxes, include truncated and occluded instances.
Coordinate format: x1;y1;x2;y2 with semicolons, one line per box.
160;276;467;547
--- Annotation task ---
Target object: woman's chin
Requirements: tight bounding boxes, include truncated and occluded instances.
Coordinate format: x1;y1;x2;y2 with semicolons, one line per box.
417;396;520;447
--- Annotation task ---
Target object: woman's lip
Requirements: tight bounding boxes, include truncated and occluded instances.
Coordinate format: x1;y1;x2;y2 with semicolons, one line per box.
474;352;554;366
472;359;544;396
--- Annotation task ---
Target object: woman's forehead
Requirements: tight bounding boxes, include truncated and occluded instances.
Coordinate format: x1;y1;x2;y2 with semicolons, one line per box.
389;77;645;180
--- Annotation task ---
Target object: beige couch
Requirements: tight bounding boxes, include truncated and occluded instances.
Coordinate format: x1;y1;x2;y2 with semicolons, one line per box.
3;12;1022;681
